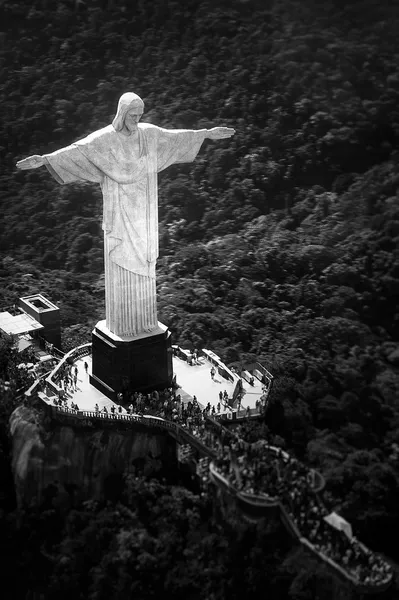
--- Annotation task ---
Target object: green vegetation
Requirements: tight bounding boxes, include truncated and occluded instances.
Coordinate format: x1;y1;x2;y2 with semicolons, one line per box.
1;0;399;597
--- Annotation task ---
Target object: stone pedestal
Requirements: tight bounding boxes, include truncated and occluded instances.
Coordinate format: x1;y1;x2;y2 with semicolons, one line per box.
90;320;173;401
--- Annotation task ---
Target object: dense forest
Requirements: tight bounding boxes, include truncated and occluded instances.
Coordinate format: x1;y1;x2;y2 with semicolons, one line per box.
1;0;399;597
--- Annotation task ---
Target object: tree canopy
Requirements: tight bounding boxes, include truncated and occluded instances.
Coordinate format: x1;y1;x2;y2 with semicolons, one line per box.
1;0;399;597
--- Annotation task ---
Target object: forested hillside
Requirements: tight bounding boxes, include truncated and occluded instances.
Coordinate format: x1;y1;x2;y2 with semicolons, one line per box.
1;0;399;598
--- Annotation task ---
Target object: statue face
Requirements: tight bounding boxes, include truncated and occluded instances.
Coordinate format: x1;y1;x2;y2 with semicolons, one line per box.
124;107;144;133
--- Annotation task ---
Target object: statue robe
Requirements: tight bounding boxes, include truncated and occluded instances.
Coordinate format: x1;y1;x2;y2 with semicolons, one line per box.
43;123;207;337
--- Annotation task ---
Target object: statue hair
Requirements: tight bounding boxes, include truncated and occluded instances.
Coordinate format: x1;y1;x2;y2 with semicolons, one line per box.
112;92;145;132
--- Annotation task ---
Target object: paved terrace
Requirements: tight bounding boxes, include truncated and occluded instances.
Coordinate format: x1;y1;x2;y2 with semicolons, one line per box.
38;353;121;413
36;344;265;419
40;353;232;414
35;348;197;414
67;354;113;411
172;352;265;413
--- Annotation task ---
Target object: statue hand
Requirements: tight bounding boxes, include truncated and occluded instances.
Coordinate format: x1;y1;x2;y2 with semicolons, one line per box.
207;127;235;140
16;155;46;170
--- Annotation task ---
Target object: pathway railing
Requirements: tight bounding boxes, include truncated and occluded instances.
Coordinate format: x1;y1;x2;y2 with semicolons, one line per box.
49;404;217;459
221;407;263;420
25;372;49;398
45;343;92;397
209;456;391;593
253;440;326;493
30;377;391;594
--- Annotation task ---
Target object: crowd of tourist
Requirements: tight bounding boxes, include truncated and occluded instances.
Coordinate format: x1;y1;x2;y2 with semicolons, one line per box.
122;388;236;420
43;370;392;589
94;402;124;416
197;456;211;481
211;435;392;587
281;476;392;586
213;438;313;498
54;362;79;393
51;396;80;412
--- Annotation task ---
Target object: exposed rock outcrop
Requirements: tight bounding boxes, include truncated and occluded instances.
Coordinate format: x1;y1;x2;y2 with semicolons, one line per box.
10;404;177;508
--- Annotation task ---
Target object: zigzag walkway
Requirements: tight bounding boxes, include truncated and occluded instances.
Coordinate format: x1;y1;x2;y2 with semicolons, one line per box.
42;401;393;595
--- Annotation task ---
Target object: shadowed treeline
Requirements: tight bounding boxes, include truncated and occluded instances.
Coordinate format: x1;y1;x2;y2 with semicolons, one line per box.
1;0;399;598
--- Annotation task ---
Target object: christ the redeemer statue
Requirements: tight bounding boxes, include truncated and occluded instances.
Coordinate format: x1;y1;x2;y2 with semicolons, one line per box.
16;92;235;338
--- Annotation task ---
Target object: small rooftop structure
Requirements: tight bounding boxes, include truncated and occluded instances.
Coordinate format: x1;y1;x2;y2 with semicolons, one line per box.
0;311;44;336
19;294;58;313
19;294;61;348
0;293;61;352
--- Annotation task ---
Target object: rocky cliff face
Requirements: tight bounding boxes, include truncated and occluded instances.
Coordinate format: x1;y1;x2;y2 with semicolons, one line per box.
10;404;177;508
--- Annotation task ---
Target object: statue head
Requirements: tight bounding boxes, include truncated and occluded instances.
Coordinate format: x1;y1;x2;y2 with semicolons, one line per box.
112;92;145;132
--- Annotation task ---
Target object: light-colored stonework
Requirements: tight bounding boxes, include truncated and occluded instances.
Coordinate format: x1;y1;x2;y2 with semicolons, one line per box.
17;92;235;338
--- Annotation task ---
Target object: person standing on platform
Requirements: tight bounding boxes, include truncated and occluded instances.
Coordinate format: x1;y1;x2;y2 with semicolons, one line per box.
84;361;88;374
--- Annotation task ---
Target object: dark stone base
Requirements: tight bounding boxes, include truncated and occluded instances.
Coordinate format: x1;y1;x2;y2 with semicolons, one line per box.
90;320;173;401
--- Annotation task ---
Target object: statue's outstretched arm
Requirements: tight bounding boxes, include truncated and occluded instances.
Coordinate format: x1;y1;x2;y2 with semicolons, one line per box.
206;127;235;140
16;155;48;170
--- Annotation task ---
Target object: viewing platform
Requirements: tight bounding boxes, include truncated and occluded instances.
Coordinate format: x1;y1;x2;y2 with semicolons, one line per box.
27;389;392;594
27;341;267;421
172;346;270;420
23;342;392;595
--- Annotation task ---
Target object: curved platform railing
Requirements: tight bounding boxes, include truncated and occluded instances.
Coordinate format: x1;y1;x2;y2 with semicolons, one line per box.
209;462;280;508
253;440;326;494
209;458;392;593
209;461;240;498
45;343;92;397
49;405;217;460
207;417;325;494
25;372;52;398
35;393;392;594
205;421;391;594
299;538;392;594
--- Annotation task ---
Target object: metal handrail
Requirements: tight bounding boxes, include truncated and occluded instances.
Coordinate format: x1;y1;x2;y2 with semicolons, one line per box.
33;388;391;593
45;343;92;396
